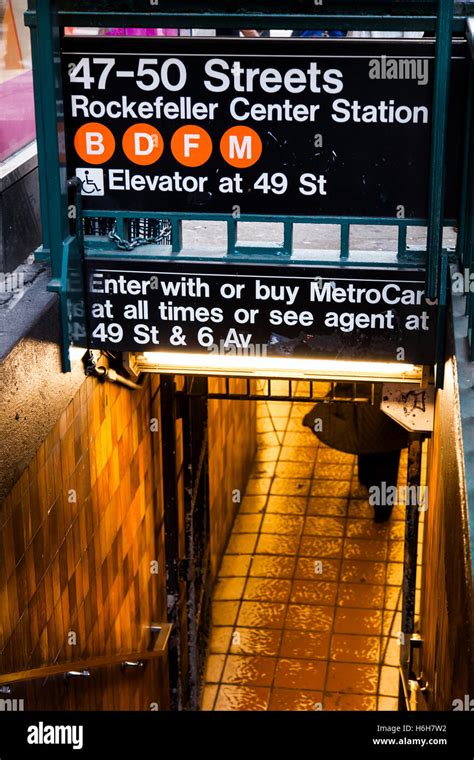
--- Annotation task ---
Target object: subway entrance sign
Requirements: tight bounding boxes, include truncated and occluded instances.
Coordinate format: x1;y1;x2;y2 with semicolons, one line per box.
84;259;437;368
62;35;467;218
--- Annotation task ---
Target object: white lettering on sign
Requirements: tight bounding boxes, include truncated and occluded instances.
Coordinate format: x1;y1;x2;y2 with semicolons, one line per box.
229;135;252;160
86;132;105;155
134;133;155;156
332;99;429;124
86;267;436;362
108;169;209;193
203;59;344;95
184;133;201;157
310;281;425;305
63;40;453;218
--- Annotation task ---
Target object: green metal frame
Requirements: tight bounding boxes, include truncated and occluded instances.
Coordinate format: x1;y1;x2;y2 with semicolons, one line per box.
463;21;474;360
25;0;474;369
82;211;438;263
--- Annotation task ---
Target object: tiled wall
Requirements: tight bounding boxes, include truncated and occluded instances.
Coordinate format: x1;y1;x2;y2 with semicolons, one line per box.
0;373;169;710
208;378;257;581
1;369;258;710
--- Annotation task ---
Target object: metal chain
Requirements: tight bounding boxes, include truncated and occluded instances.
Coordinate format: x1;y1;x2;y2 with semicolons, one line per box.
108;221;172;251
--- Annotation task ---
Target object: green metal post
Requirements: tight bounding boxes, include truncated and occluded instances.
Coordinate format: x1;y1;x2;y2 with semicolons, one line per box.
227;219;237;256
456;61;473;268
340;223;350;259
32;0;69;283
426;0;455;299
28;19;51;260
283;221;293;256
171;219;183;253
398;225;407;258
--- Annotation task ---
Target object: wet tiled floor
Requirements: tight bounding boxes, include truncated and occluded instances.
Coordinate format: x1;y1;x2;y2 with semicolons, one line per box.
202;396;424;711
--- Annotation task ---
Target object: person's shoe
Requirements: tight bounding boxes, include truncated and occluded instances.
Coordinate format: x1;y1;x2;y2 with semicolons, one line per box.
373;505;393;523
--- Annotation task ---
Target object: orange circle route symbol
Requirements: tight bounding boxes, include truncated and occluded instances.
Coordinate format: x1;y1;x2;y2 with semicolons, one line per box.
74;122;115;165
171;125;213;167
220;126;263;168
122;123;164;166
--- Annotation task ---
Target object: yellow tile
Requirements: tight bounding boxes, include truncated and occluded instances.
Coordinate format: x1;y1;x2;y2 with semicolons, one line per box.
214;684;270;711
283;432;317;448
209;627;233;654
275;461;314;478
213;577;247;601
222;654;276;687
389;522;405;540
254;447;280;462
382;610;397;636
230;627;281;657
271;418;290;432
219;555;253;577
324;693;377;711
379;665;400;697
233;514;263;534
239;495;267;513
326;663;378;695
250;555;296;579
205;654;226;683
256;534;300;556
201;684;218;710
246;478;272;495
383;637;401;667
270;479;311;496
257;432;280;447
251;461;277;478
266;495;307;515
257;418;276;433
212;601;240;626
279;446;316;462
388;541;404;562
261;514;304;535
269;688;323;711
244;577;291;602
378;696;399;710
330;634;381;663
386;562;403;586
226;534;258;554
237;601;286;629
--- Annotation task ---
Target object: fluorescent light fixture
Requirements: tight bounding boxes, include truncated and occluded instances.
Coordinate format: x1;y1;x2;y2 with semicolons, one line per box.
135;352;423;383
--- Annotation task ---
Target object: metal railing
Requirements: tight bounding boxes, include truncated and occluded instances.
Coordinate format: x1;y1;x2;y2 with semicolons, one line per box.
182;376;377;403
0;623;172;688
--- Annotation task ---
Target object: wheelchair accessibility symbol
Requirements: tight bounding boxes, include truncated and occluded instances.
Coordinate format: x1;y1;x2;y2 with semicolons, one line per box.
76;168;105;196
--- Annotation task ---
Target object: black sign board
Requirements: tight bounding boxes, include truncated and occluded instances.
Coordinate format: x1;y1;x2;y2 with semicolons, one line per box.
84;259;437;365
62;36;466;219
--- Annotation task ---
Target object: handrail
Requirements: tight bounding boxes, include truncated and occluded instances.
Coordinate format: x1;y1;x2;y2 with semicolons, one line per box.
0;623;172;687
